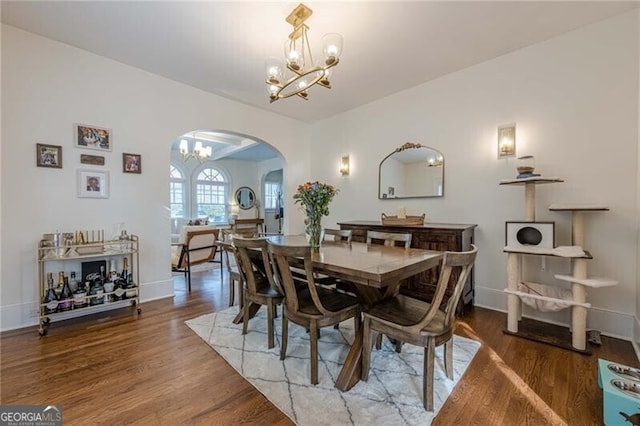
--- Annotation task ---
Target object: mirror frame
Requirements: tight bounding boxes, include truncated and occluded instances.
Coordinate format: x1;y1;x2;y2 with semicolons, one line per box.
378;142;444;199
235;186;256;210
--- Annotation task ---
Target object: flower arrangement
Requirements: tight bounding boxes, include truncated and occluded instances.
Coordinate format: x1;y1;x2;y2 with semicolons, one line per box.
293;181;339;247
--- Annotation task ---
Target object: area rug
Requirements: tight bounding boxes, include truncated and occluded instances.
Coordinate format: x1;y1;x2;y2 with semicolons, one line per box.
185;306;480;425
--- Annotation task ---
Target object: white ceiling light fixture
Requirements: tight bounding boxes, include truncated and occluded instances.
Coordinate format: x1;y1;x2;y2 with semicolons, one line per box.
179;133;212;163
265;3;342;103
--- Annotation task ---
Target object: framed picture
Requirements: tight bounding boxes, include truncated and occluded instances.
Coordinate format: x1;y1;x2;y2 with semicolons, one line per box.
505;221;555;249
74;123;111;151
122;153;141;174
80;154;105;166
36;143;62;168
77;169;109;199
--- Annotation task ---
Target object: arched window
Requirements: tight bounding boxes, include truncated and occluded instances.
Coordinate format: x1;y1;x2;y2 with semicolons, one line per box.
170;164;186;218
196;167;228;223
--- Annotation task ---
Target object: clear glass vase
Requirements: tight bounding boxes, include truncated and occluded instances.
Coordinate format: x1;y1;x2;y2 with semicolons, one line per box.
305;215;323;248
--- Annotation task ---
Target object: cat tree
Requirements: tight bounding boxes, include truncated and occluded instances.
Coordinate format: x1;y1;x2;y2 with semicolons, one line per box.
500;176;617;353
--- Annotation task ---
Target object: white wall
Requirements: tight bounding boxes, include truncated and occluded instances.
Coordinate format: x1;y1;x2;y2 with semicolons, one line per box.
311;11;640;339
0;25;310;331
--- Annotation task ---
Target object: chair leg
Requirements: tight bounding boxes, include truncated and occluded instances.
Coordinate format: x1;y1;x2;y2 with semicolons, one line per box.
280;313;288;360
267;301;275;349
186;266;192;292
423;340;435;411
375;333;382;350
310;320;318;385
444;339;454;379
395;340;403;353
242;293;249;336
228;278;235;307
354;312;361;332
361;318;372;381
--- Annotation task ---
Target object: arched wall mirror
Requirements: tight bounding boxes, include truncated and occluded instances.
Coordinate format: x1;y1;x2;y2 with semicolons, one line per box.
378;143;444;199
235;186;256;209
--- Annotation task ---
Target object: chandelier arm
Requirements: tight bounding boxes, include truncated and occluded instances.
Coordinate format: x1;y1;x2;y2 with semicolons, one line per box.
303;27;314;68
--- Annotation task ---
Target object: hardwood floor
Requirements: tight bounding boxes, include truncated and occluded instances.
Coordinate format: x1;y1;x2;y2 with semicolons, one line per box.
1;267;637;425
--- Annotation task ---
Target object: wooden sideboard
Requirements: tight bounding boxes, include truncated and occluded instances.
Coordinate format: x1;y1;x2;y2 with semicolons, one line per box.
337;221;477;314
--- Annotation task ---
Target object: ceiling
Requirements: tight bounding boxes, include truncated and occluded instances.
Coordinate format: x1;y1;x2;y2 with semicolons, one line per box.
172;130;281;161
2;1;638;159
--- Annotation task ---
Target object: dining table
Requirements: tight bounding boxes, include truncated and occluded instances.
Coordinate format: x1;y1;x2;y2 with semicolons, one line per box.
234;234;444;391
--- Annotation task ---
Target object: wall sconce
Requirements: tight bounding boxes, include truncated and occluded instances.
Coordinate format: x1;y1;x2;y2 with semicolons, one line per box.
497;124;516;159
339;155;350;176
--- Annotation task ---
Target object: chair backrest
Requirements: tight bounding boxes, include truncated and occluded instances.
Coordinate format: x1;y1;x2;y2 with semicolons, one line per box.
219;228;245;242
410;244;477;333
233;237;277;296
231;218;264;237
178;227;220;267
267;242;330;317
366;230;412;249
323;228;352;244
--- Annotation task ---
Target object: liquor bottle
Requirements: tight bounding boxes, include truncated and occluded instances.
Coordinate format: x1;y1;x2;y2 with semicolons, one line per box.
103;261;115;302
43;272;59;314
112;278;125;301
88;280;98;306
69;271;78;292
59;276;73;311
119;229;130;251
89;277;104;306
121;257;129;283
124;259;136;299
54;271;65;300
73;281;88;309
124;280;137;300
107;259;118;282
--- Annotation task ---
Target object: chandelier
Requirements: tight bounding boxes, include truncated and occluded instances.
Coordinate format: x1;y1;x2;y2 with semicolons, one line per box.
265;3;342;102
179;133;212;163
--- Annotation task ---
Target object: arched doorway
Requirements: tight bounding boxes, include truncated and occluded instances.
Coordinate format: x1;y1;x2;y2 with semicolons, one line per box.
169;129;285;239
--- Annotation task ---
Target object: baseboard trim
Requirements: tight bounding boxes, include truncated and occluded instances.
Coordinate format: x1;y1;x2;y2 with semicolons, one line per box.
0;279;174;332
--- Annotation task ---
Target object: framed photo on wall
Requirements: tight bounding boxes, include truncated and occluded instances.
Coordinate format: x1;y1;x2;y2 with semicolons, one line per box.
77;169;109;199
80;154;105;166
74;123;111;151
36;143;62;168
122;153;141;174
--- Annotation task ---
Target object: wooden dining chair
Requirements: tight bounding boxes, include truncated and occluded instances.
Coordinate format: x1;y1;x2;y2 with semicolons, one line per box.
233;237;284;349
219;229;246;307
361;244;477;411
230;218;264;237
267;241;361;385
218;240;243;307
322;228;352;244
366;230;412;249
